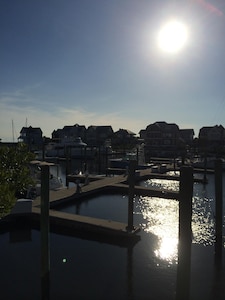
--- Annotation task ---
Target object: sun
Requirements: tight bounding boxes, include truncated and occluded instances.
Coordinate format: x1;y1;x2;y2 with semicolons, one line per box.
157;20;188;54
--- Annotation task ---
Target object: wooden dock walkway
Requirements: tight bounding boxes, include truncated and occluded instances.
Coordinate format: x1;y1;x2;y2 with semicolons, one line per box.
29;174;140;238
31;206;140;237
33;168;181;208
11;165;204;239
33;174;128;207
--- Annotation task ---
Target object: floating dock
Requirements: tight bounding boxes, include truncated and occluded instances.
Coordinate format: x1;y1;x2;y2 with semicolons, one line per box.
9;165;205;239
31;206;140;238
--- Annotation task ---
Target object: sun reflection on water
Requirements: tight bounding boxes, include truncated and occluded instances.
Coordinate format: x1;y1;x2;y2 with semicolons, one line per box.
192;194;215;245
155;237;178;263
137;191;179;264
137;177;216;265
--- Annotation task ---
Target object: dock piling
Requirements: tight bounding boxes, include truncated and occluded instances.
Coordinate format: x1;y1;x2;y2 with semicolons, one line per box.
215;159;223;263
41;165;50;300
176;166;193;300
127;160;137;232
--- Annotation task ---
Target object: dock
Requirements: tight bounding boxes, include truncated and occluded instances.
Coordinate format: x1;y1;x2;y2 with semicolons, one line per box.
31;206;140;237
10;165;205;239
28;173;141;238
34;169;181;207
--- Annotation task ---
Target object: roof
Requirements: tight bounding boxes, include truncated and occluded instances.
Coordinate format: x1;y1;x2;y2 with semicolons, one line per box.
20;126;42;133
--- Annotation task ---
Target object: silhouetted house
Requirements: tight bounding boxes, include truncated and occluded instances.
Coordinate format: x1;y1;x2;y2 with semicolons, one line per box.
139;129;146;140
18;126;43;149
86;125;113;146
140;121;181;157
198;125;225;150
179;129;195;145
112;129;137;150
52;124;86;142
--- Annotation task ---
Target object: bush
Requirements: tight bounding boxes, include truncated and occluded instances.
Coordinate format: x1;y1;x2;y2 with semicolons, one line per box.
0;183;15;218
0;143;35;217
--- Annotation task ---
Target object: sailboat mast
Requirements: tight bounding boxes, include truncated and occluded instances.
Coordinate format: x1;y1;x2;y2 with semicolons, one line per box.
12;120;15;143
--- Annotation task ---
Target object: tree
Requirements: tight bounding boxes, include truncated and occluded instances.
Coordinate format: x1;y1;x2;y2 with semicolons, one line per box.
0;143;35;217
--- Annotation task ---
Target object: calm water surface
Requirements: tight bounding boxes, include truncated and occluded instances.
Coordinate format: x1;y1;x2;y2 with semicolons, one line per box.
0;171;225;300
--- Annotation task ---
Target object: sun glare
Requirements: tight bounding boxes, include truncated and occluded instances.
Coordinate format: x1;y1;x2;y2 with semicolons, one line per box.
155;237;178;263
157;20;188;54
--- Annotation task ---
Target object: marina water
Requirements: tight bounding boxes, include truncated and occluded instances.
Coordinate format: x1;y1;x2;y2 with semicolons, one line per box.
0;162;225;300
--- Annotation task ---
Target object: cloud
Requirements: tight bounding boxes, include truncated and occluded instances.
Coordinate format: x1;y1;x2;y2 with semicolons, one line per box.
0;100;143;142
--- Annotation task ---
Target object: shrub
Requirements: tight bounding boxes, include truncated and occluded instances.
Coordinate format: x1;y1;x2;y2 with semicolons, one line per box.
0;143;35;217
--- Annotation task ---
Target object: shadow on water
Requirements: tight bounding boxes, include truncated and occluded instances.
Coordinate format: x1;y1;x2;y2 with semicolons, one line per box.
210;253;225;300
39;202;141;300
4;216;140;300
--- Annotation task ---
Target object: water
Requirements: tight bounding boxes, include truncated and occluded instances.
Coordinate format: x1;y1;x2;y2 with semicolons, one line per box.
0;168;225;300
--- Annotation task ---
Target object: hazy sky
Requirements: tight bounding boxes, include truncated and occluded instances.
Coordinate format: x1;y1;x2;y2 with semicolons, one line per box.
1;0;225;141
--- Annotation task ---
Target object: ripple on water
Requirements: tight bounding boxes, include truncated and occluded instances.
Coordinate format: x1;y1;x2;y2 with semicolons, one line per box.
136;195;179;264
136;177;216;265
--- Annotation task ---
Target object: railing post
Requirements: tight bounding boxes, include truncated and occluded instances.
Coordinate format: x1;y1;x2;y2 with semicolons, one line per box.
176;166;193;300
41;164;50;300
127;160;137;232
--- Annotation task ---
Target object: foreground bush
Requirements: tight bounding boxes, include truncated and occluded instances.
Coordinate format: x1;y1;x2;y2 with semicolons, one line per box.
0;143;35;217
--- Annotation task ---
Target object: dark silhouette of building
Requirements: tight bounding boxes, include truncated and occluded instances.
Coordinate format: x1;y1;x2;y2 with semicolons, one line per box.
140;121;187;158
18;126;43;150
52;124;86;142
86;125;113;146
198;125;225;153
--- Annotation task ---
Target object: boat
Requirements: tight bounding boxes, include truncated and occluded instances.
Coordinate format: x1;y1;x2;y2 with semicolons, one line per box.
192;156;225;170
26;160;64;199
45;137;89;158
109;156;152;170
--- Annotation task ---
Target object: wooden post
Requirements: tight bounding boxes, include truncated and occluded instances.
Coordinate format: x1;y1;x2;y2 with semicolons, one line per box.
136;147;139;165
127;160;136;232
176;166;193;300
42;139;45;161
203;152;207;184
98;145;101;174
105;147;108;175
41;165;50;300
179;166;193;240
215;159;223;262
84;146;87;171
65;147;69;188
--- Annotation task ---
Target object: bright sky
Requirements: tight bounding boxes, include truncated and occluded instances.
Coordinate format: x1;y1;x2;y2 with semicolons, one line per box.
1;0;225;142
